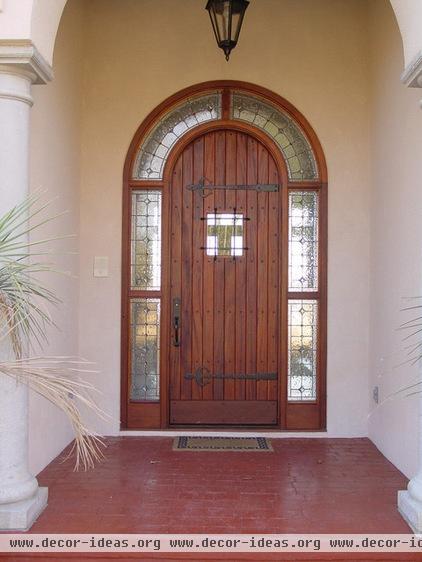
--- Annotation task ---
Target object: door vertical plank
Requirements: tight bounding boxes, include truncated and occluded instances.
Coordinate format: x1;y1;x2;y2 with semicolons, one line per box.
235;133;247;400
223;131;237;400
268;156;279;402
257;144;269;400
191;137;204;400
202;133;215;401
169;157;183;401
246;137;258;400
181;145;193;400
213;131;226;400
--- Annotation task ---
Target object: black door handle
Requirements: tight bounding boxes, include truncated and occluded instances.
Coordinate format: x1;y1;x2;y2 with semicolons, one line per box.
173;297;181;347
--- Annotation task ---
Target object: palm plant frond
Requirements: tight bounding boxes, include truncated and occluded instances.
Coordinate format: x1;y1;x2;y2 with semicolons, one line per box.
0;193;66;356
0;193;106;470
400;298;422;366
0;358;107;471
0;261;60;357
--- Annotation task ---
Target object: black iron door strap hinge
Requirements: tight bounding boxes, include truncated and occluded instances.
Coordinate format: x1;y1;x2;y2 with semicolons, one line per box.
187;177;279;198
185;367;277;387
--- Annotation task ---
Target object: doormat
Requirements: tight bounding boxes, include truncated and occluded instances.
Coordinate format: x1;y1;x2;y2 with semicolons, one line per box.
173;436;273;452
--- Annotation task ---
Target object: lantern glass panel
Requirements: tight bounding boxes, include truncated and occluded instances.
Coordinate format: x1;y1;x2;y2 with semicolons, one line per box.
230;0;248;40
219;2;231;41
208;9;221;43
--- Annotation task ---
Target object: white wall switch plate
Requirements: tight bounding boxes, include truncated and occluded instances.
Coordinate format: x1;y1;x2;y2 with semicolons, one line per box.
93;256;109;277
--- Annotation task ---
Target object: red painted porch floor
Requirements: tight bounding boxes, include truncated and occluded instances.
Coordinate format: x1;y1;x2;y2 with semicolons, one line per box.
17;437;414;560
32;436;410;533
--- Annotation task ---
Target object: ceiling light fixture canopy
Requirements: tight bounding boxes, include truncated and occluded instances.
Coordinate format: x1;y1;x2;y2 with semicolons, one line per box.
205;0;249;61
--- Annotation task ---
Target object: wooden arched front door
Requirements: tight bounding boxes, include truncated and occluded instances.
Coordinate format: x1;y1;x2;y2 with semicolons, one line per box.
121;81;327;431
168;129;281;425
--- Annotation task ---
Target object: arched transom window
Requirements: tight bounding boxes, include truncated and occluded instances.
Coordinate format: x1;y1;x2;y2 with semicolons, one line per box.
132;90;318;182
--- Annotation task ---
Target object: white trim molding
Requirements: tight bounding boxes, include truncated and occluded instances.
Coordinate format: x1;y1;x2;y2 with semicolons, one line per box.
401;50;422;88
0;40;53;84
120;430;342;438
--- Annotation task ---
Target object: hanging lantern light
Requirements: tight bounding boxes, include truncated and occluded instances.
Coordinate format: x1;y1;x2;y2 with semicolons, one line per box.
205;0;249;61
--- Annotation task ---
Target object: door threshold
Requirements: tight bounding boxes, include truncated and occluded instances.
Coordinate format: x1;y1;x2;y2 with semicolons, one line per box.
119;429;327;438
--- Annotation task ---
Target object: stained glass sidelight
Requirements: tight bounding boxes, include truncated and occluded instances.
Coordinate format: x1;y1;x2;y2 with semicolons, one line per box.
206;213;244;257
289;191;318;291
133;94;222;179
231;92;318;180
131;191;161;290
288;300;318;401
130;298;161;402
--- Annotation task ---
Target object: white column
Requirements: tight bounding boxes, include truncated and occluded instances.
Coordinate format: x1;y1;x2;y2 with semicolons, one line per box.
0;44;52;531
397;56;422;533
398;389;422;532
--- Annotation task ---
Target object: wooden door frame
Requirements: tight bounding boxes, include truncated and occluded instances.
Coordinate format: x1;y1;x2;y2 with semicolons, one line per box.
121;80;327;431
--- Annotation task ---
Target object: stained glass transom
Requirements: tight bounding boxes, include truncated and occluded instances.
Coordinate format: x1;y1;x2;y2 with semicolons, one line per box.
130;298;161;402
131;191;161;290
133;94;222;179
288;300;318;401
231;92;318;180
289;191;318;291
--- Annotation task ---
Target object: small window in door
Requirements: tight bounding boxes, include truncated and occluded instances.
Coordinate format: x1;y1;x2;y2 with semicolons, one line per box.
206;213;244;257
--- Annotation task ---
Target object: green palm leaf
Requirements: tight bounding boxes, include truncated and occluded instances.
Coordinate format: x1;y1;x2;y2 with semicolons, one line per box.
0;193;106;470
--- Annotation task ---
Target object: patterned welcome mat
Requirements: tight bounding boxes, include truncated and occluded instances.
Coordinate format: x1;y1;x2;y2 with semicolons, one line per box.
173;436;273;452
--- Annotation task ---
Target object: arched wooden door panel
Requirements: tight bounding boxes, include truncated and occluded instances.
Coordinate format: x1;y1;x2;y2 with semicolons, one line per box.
169;130;281;425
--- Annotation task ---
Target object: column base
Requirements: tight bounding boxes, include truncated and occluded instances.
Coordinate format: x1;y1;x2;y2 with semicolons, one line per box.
398;489;422;532
0;487;48;531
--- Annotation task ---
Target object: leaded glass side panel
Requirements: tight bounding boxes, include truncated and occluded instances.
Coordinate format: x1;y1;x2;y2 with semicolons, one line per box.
133;93;222;179
289;191;318;291
131;191;161;290
231;92;318;180
130;298;161;402
288;300;318;401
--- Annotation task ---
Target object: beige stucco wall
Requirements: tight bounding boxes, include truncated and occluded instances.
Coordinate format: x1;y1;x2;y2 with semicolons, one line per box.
0;0;33;42
368;0;422;479
390;0;422;68
77;0;371;438
28;0;85;476
31;0;68;66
